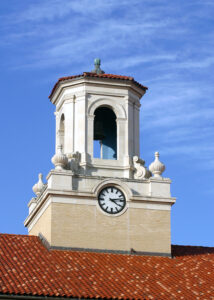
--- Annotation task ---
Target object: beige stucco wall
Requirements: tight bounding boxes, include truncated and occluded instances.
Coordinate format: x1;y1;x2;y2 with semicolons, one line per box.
29;204;52;244
129;208;171;253
30;202;171;255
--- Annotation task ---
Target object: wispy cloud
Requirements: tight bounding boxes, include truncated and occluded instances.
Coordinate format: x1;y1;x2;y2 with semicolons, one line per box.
106;54;178;70
140;71;214;170
0;0;190;68
0;0;213;171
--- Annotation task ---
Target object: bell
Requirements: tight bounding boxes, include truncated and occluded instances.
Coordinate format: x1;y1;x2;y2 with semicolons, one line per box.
94;120;105;140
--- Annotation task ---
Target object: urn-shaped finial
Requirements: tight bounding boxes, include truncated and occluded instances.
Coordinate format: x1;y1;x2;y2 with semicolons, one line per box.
51;145;68;170
32;173;44;196
91;58;105;74
149;152;165;178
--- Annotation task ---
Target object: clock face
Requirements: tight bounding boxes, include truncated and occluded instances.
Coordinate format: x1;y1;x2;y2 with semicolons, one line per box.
98;186;126;215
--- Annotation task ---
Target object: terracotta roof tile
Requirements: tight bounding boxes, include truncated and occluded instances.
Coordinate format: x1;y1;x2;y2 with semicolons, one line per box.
0;234;214;299
49;72;148;99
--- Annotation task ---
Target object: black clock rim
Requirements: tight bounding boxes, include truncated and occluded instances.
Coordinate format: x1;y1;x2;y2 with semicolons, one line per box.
98;186;126;215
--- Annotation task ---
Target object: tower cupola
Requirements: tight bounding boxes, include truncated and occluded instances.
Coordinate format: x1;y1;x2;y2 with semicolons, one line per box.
25;60;175;257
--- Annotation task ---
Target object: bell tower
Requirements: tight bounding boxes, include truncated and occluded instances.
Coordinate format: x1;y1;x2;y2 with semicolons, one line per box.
50;58;145;178
25;59;176;256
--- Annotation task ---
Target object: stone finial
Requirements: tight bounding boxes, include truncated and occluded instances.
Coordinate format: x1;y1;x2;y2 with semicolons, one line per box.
91;58;105;74
51;145;68;170
149;152;165;178
32;173;44;196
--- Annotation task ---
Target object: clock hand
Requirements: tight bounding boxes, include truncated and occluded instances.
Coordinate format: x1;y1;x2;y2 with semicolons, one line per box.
115;203;123;207
109;198;117;203
110;198;124;201
109;198;123;207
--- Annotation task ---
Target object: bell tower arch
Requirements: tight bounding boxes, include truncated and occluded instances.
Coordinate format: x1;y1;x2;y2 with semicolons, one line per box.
93;106;117;159
88;98;128;163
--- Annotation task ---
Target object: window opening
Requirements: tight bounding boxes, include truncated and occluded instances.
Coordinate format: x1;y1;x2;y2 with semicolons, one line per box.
93;107;117;159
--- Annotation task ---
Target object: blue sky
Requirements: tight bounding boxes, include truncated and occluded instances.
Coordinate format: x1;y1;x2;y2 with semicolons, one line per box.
0;0;213;246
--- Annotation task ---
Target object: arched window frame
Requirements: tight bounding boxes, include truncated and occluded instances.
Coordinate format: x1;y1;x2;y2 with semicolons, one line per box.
87;98;127;162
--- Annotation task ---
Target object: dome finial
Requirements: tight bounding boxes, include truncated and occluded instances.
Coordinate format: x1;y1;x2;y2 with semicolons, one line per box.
91;58;105;74
51;144;68;170
149;151;165;178
32;173;44;196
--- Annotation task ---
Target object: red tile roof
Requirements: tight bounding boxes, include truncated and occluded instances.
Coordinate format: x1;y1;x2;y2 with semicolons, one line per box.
1;234;214;299
49;72;148;99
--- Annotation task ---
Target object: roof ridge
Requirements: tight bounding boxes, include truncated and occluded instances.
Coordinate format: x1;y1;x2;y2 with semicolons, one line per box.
49;72;147;99
172;244;214;248
0;232;33;237
83;71;134;79
0;234;213;249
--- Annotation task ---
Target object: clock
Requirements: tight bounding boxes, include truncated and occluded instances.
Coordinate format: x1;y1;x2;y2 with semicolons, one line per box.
98;186;126;215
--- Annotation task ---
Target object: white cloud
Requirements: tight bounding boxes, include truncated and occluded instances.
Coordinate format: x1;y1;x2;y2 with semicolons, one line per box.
158;144;214;159
1;0;213;174
106;54;177;70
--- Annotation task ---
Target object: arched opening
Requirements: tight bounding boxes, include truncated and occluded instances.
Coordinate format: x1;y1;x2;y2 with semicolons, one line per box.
59;114;65;153
93;107;117;159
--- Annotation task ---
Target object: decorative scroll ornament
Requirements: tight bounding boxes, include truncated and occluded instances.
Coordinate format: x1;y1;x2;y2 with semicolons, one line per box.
32;173;44;196
149;152;165;178
51;145;68;170
67;151;80;173
133;156;151;179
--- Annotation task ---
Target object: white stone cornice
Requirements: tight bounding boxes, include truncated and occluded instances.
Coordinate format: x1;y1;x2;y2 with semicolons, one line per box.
86;90;125;98
25;170;175;228
131;195;176;205
50;77;146;105
149;177;171;183
24;187;97;228
25;191;175;232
